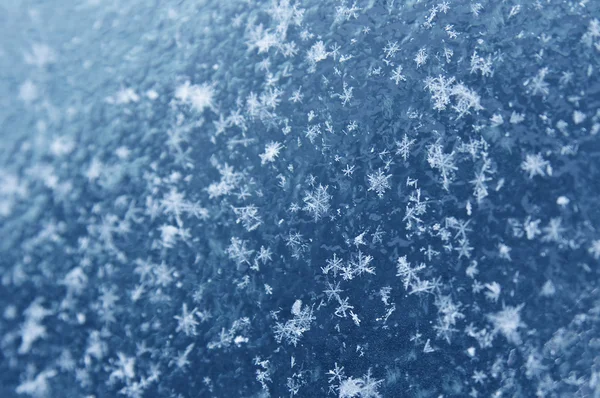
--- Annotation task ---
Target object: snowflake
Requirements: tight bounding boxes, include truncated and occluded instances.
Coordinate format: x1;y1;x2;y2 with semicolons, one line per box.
285;231;308;259
487;304;526;344
324;280;343;302
232;205;262;231
338;369;383;398
383;40;400;58
24;43;56;68
403;187;427;229
16;369;57;397
521;153;550;178
589;239;600;259
175;81;216;113
445;24;458;39
259;141;284;164
19;80;39;103
470;50;493;76
334;1;361;23
349;251;375;276
161;188;208;226
424;75;456;111
335;296;354;317
153;262;176;287
289;87;303;103
328;363;345;384
112;87;139;105
471;2;483;16
396;256;425;290
339;377;363;398
414;47;428;68
472;370;487;384
226;237;254;266
484;282;501;302
390;65;406;85
525;67;550;97
246;24;278;54
322;253;344;278
260;87;283;109
427;142;457;191
302;184;332;221
342;164;355;176
273;302;315;346
266;0;305;33
207;162;244;199
174;304;200;336
307;40;328;69
304;124;322;143
367;169;391;198
541;217;565;243
256;245;273;265
451;83;483;118
108;352;136;384
339;82;354;106
395;134;416;161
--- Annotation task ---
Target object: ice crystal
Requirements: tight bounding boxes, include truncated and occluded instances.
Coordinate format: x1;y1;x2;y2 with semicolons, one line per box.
366;169;391;198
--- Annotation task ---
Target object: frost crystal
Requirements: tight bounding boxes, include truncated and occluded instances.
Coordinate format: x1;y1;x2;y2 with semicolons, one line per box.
259;141;284;164
5;2;600;398
175;81;216;113
487;304;526;344
306;40;328;71
390;65;406;85
367;169;391;198
521;153;550;178
338;369;383;398
273;302;315;346
302;184;331;221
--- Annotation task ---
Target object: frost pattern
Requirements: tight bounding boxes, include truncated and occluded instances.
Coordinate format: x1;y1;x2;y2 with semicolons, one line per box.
2;1;600;398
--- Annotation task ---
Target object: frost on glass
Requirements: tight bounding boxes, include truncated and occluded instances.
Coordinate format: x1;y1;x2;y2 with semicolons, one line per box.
1;1;600;397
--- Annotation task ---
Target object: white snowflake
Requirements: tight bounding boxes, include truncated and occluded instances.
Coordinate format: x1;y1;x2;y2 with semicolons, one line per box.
175;81;216;113
383;40;400;58
338;369;383;398
307;40;328;70
470;50;493;77
451;83;484;118
259;141;284;165
589;239;600;259
174;304;200;336
424;74;456;111
414;47;428;68
302;184;332;221
339;82;354;106
226;237;254;266
395;134;416;161
427;142;457;191
525;67;550;97
521;153;550;178
367;169;391;198
487;304;526;344
390;65;406;85
232;205;262;231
